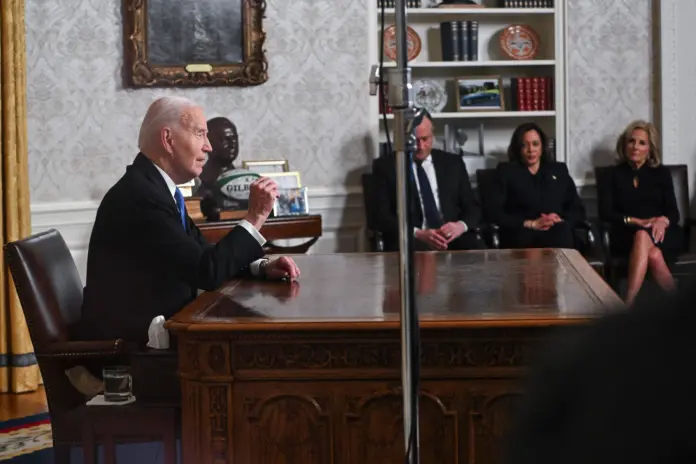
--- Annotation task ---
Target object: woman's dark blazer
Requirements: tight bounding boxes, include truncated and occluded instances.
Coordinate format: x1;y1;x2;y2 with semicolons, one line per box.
487;161;586;229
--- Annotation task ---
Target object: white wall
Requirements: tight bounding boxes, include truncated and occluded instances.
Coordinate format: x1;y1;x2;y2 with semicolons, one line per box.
660;0;696;214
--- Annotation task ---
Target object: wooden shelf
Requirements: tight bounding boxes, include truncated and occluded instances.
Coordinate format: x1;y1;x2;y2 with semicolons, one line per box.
381;111;556;119
369;0;567;161
380;60;556;68
379;8;555;16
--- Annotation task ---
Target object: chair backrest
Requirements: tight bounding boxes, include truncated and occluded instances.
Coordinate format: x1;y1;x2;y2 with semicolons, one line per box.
361;172;379;232
475;168;499;224
4;229;83;351
668;164;689;228
595;164;689;228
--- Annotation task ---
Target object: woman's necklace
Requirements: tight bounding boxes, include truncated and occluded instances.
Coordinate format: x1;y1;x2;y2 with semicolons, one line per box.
633;175;639;188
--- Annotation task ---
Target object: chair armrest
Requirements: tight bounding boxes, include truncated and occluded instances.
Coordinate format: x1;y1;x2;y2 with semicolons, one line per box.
478;223;500;249
39;339;131;359
375;231;384;252
597;220;612;252
573;219;596;248
365;228;384;252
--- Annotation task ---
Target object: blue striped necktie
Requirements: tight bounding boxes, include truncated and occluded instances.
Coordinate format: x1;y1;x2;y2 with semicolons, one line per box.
174;188;187;231
415;160;442;229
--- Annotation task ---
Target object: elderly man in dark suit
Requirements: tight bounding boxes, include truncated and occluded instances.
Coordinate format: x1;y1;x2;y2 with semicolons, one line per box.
79;97;299;343
372;111;484;251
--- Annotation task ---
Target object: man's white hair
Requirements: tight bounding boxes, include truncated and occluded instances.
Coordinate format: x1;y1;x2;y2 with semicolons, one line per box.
137;96;198;151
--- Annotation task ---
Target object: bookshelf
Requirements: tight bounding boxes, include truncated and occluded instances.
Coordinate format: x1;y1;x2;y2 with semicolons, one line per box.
367;0;567;177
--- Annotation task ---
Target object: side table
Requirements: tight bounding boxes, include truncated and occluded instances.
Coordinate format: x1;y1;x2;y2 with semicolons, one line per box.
79;402;178;464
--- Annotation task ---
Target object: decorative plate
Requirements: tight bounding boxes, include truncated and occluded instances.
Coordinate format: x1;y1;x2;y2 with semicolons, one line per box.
499;24;540;60
383;25;422;62
412;79;447;113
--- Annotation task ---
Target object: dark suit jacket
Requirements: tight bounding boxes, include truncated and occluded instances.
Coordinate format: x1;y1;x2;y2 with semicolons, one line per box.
504;282;696;464
488;161;586;229
372;149;481;251
79;153;264;342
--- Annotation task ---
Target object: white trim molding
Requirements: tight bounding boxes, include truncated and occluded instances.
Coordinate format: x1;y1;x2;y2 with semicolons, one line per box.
660;0;696;210
31;186;366;283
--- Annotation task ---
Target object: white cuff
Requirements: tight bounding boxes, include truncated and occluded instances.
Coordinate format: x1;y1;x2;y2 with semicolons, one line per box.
458;221;468;233
249;258;269;276
237;219;267;246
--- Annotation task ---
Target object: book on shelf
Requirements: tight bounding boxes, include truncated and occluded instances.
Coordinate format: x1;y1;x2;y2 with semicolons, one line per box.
440;20;478;61
509;76;553;111
377;0;422;8
500;0;554;7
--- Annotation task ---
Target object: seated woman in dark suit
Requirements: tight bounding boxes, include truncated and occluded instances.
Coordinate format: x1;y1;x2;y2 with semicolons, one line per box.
488;122;586;249
599;120;681;304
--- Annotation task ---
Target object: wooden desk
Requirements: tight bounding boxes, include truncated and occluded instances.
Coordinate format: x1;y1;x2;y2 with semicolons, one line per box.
167;249;622;464
196;214;322;254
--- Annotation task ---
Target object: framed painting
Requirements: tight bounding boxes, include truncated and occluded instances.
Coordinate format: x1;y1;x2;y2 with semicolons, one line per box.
122;0;268;87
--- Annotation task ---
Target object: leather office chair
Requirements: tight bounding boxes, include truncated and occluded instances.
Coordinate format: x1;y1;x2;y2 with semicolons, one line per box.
475;168;501;248
4;229;130;462
361;172;384;252
475;168;603;273
595;164;696;289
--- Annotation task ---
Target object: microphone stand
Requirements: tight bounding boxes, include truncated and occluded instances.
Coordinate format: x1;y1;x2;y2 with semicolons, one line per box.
370;0;420;461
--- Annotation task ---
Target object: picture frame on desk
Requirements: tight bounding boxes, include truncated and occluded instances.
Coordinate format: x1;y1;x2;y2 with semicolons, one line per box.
264;171;302;189
242;159;290;173
273;187;309;217
456;76;504;111
177;179;196;197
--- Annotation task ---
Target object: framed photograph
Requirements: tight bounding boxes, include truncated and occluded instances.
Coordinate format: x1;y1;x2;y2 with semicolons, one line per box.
122;0;268;87
264;171;301;189
176;179;196;198
242;160;290;173
273;187;309;217
456;76;504;111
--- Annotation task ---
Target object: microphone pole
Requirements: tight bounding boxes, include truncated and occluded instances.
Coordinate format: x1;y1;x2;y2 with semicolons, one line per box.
370;0;421;461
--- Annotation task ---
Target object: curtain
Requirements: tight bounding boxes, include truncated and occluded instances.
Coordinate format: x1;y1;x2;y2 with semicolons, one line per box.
0;0;41;393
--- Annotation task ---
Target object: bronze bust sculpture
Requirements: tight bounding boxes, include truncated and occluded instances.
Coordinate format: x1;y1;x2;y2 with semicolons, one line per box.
196;117;241;220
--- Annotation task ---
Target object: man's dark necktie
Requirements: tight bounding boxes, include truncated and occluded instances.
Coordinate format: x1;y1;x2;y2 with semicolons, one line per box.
174;187;187;231
414;160;442;229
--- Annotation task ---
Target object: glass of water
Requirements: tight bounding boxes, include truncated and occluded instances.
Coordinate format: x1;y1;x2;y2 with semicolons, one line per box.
102;366;132;402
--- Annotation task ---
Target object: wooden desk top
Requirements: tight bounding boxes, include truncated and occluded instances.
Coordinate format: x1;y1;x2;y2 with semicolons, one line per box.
167;248;623;333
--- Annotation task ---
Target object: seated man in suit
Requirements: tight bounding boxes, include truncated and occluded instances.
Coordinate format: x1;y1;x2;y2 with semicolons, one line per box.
79;96;300;343
372;111;484;251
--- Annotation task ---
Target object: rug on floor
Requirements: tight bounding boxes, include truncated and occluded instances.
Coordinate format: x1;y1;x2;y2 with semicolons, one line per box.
0;412;52;461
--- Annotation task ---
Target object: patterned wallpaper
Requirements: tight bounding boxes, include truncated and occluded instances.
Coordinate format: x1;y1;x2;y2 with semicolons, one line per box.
26;0;372;202
566;0;654;183
26;0;654;203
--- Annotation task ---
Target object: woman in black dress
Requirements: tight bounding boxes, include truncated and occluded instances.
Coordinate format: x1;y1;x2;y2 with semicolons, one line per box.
599;120;682;304
488;122;586;249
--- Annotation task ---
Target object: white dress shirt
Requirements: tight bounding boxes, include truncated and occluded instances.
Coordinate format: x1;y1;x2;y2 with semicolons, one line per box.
152;163;267;276
411;155;468;234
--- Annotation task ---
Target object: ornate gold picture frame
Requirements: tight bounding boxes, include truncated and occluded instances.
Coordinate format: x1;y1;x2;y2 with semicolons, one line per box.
122;0;268;87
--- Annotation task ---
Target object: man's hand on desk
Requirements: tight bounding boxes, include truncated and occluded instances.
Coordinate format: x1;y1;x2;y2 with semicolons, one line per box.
439;221;466;243
263;256;301;281
415;229;448;250
244;177;278;230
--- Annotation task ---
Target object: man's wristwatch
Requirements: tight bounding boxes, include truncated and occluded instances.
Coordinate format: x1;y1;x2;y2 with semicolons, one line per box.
258;258;270;278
